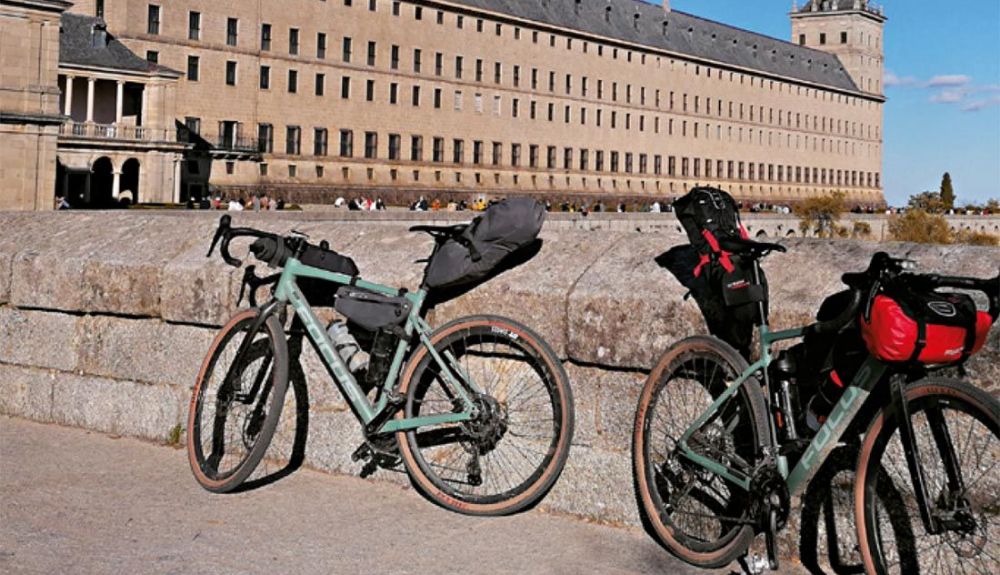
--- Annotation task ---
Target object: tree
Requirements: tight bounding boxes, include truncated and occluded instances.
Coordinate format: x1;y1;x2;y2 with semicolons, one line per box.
888;210;953;244
908;191;945;213
940;172;955;210
797;192;846;238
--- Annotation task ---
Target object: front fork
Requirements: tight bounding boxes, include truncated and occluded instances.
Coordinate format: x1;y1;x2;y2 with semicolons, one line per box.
892;379;968;536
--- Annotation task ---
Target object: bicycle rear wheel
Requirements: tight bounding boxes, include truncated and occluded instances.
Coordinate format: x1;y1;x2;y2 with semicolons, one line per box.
396;316;574;516
187;308;289;493
855;378;1000;574
633;336;769;569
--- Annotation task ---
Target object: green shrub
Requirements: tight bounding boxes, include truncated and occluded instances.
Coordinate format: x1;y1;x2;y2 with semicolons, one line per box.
888;210;953;244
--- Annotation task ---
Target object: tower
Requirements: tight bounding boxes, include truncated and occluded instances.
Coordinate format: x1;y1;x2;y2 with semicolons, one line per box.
791;1;887;95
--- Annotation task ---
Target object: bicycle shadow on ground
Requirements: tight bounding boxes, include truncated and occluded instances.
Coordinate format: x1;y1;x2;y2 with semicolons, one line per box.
231;329;311;492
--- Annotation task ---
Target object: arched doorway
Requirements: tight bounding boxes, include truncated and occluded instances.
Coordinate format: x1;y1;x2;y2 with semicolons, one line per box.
91;157;115;208
120;158;141;206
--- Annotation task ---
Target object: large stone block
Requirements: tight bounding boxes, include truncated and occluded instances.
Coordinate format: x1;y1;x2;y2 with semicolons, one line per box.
0;213;66;305
0;363;55;421
434;230;614;360
542;445;639;525
160;241;240;327
51;374;185;442
568;234;705;369
0;307;80;372
76;316;214;388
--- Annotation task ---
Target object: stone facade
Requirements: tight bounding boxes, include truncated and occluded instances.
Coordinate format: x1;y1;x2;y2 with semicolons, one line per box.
69;0;885;206
0;0;70;211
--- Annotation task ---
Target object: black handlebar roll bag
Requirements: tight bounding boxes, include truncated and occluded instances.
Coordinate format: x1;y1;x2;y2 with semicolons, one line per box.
423;197;545;290
251;237;359;307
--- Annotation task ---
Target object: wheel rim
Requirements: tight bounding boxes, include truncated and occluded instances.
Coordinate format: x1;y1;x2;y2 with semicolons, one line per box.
192;319;277;482
405;327;563;505
864;395;1000;574
642;349;759;552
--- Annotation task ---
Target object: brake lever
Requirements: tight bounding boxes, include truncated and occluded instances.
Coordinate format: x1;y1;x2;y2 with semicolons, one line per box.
238;265;255;306
207;214;232;258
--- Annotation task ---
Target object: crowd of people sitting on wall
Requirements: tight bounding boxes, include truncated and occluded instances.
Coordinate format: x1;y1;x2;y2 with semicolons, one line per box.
186;193;286;211
335;196;387;211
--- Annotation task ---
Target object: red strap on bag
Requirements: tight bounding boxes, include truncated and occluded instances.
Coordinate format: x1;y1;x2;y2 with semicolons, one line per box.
693;254;711;277
702;230;736;273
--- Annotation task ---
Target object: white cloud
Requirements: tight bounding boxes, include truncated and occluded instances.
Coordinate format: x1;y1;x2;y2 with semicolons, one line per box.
884;71;916;87
925;75;972;88
930;89;966;103
962;96;1000;113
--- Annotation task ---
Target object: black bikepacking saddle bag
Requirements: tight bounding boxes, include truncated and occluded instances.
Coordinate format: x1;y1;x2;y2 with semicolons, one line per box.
334;287;412;332
423;197;545;290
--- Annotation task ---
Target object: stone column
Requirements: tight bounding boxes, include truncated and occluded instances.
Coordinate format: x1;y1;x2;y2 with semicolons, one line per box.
86;78;96;122
173;158;183;203
115;80;125;124
140;83;148;128
112;169;121;200
64;76;74;117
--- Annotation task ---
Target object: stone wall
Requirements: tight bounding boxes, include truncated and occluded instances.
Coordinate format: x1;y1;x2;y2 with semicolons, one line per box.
0;212;997;527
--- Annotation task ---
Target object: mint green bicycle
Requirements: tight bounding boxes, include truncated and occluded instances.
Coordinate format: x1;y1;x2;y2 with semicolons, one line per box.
187;216;574;516
634;249;999;574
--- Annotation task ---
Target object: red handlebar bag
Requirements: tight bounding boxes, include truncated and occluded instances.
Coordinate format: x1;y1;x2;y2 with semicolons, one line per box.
861;290;993;365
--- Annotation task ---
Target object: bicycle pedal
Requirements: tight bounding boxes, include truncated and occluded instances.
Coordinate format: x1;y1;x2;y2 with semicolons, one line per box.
351;443;373;463
359;459;379;478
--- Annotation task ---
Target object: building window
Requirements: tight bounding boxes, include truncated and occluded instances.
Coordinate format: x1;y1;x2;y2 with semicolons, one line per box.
433;137;444;162
495;62;502;84
473;140;483;165
453;139;464;164
288;164;297;178
261;23;272;51
414;5;422;19
314;128;328;156
435;52;443;76
563;148;573;170
187;55;200;81
317;33;327;59
455;56;464;79
433;88;442;108
393;1;401;16
529;145;539;168
226;17;238;46
391;45;400;70
96;0;105;18
841;31;848;44
366;79;375;101
289;28;300;55
610;151;619;173
288;70;298;93
413;48;422;73
389;82;398;104
547;146;556;169
339;129;354;157
341;76;351;99
258;124;273;153
798;33;805;46
411;85;420;106
819;33;826;45
367;41;377;66
476;59;484;82
454;90;463;111
365;132;378;159
184;116;201;135
188;11;201;41
368;0;376;11
225;61;238;86
511;143;521;167
491;141;502;165
410;135;423;161
315;73;325;96
286;126;301;155
146;51;159;64
343;37;353;62
147;5;160;35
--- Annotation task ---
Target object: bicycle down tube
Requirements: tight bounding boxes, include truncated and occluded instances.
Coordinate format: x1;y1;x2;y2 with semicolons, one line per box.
271;257;479;434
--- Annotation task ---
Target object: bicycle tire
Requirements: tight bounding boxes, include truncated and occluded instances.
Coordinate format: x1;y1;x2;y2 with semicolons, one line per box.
855;378;1000;575
187;308;289;493
633;335;770;569
395;315;574;516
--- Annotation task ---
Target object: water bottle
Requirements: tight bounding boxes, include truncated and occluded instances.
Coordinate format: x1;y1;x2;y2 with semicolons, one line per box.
326;321;369;373
806;370;846;431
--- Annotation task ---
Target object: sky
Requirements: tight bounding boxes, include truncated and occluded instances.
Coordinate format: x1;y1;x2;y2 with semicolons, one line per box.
667;0;1000;206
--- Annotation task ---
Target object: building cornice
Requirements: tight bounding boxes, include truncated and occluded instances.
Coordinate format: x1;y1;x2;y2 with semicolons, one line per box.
0;0;72;14
0;111;66;126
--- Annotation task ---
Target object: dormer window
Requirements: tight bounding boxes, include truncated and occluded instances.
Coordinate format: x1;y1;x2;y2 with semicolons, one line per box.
91;23;108;48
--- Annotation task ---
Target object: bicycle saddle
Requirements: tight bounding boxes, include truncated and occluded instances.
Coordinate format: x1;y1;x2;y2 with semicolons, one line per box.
409;223;470;238
717;237;788;257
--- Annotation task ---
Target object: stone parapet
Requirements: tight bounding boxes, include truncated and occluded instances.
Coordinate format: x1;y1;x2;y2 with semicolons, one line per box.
0;212;997;529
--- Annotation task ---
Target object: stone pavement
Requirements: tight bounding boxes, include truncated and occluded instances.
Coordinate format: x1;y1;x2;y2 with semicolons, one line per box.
0;417;762;575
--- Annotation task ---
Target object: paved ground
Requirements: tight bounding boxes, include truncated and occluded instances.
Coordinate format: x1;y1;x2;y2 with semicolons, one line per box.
0;417;739;575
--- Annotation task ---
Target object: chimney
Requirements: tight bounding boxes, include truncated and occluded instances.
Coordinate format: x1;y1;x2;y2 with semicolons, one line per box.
663;1;671;13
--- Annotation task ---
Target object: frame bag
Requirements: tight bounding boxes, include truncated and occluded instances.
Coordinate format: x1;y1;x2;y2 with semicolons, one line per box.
423;197;545;290
860;288;993;365
334;287;412;332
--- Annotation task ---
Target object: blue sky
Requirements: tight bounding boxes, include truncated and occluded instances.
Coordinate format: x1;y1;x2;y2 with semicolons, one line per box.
667;0;1000;206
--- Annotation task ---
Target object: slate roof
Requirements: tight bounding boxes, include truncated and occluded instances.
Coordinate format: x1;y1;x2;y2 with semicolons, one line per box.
795;0;886;18
59;13;179;76
445;0;866;94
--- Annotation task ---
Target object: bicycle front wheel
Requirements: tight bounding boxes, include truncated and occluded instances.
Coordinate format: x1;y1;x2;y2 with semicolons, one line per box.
855;378;1000;574
633;336;769;569
187;308;289;493
396;316;574;516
